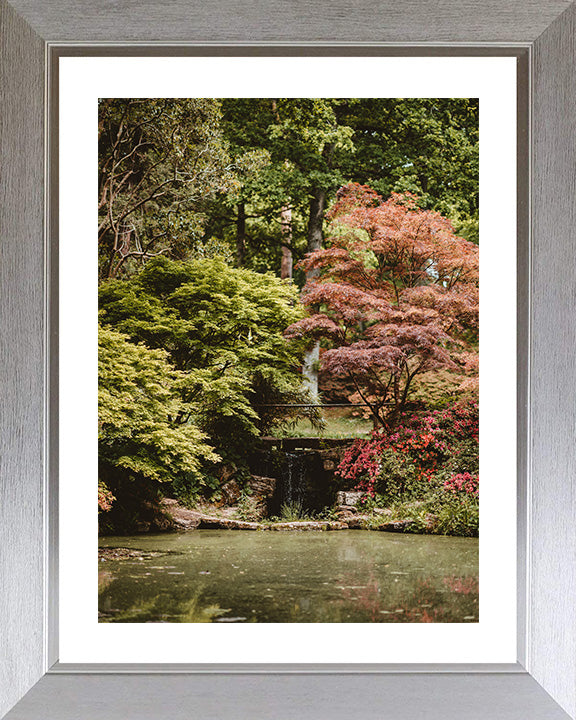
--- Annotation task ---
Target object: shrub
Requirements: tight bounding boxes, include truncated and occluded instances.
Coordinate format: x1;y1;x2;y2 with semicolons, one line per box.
374;448;421;504
443;472;479;497
98;326;220;530
336;400;479;534
427;490;479;537
99;326;219;488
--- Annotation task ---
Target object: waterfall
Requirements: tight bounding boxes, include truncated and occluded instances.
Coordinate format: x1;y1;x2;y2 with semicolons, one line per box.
250;439;345;516
281;452;307;510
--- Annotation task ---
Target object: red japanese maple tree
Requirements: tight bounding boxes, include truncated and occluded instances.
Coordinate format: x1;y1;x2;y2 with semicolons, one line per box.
286;183;479;427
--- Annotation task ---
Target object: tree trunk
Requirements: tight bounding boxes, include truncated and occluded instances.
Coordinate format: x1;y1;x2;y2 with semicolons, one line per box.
236;202;246;267
303;186;329;397
306;140;334;258
280;205;293;279
302;342;319;401
307;186;327;259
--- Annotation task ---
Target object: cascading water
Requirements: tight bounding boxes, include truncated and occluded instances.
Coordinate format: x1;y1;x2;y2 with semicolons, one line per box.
280;452;307;511
249;438;347;516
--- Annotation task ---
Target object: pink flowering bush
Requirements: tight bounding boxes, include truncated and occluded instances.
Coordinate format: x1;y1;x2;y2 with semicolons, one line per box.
336;400;479;535
443;472;479;497
338;401;477;496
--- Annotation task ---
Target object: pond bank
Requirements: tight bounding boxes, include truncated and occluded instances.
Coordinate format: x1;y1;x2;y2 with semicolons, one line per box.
159;498;429;535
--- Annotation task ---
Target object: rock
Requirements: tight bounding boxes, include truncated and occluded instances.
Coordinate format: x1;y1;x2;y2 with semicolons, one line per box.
213;465;240;506
336;504;358;515
326;521;348;531
335;508;358;523
377;520;415;533
322;459;335;471
236;476;277;521
336;490;363;507
423;514;437;532
159;498;353;533
220;478;242;505
346;515;369;529
132;498;180;532
248;475;276;498
220;463;237;483
172;517;200;530
161;500;202;529
197;516;262;530
268;521;325;531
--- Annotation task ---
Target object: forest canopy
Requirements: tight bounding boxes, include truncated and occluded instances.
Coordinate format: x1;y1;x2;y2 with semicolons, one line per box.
98;98;478;282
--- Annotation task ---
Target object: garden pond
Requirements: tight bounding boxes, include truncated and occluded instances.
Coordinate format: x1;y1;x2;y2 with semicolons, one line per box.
99;530;478;623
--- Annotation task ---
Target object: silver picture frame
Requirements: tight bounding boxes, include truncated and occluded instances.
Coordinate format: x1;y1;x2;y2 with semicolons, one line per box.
1;1;575;718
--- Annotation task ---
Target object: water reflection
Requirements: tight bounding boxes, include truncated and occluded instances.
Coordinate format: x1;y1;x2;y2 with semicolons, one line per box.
99;530;478;623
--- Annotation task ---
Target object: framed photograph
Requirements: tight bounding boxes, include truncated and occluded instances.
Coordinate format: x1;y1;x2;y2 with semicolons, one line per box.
1;2;575;719
64;58;504;660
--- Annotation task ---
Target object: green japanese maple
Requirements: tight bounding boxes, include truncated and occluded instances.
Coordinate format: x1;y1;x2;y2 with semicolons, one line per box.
98;326;219;489
99;256;317;459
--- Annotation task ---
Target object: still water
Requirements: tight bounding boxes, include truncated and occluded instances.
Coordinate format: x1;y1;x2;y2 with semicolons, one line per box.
99;530;478;623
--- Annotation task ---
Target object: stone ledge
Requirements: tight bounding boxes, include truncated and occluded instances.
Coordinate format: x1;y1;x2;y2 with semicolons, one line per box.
266;521;347;531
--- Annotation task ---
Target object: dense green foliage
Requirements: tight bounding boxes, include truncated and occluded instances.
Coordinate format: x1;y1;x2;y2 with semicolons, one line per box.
98;326;220;530
99;98;478;281
335;99;479;242
99;325;219;482
204;98;478;279
99;257;317;469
